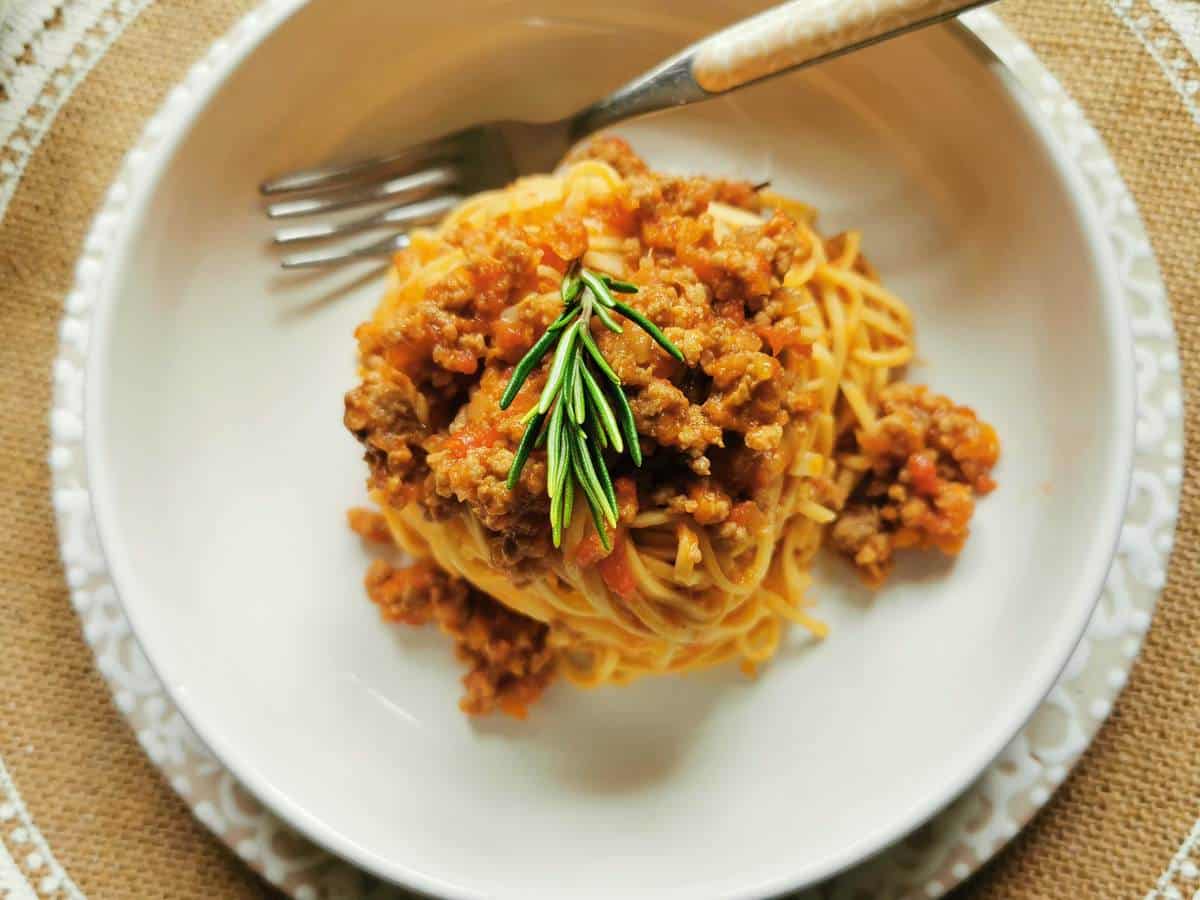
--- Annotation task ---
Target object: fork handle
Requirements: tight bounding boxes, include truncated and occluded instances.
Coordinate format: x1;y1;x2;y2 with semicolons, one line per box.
572;0;993;137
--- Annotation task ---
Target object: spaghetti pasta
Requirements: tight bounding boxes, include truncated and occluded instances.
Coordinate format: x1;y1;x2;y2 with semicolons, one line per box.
344;137;997;713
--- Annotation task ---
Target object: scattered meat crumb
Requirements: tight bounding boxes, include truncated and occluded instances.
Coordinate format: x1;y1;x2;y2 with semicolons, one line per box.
347;507;394;544
830;384;999;586
363;558;556;717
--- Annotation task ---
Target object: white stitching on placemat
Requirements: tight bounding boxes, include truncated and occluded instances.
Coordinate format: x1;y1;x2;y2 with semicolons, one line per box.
0;839;40;900
1148;819;1200;899
1147;0;1200;61
1;2;153;897
0;1;68;85
1106;0;1200;125
0;0;154;223
0;758;83;899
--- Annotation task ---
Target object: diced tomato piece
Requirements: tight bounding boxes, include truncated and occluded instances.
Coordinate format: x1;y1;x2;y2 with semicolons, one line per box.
597;533;638;601
443;425;501;459
437;347;479;374
595;201;637;236
755;323;811;356
728;500;766;533
906;451;940;496
573;529;610;567
494;320;534;362
380;331;431;376
544;214;589;263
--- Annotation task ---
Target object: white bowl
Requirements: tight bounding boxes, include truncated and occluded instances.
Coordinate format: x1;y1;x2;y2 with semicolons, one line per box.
84;1;1134;897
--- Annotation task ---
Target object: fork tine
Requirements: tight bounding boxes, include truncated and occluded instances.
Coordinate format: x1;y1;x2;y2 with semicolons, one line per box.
273;194;462;245
280;232;411;270
260;135;463;196
265;165;459;219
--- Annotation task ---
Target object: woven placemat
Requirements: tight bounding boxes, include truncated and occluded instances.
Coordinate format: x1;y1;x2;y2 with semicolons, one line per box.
0;0;1195;896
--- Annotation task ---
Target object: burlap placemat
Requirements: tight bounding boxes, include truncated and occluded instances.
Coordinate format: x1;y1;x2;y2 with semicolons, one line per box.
0;1;1195;896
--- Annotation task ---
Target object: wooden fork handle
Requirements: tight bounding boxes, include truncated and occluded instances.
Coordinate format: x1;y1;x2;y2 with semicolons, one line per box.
692;0;989;93
572;0;994;138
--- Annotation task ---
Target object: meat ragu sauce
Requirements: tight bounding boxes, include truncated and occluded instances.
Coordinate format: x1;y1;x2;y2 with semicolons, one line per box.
351;509;556;717
345;137;814;574
831;385;999;585
344;138;1000;715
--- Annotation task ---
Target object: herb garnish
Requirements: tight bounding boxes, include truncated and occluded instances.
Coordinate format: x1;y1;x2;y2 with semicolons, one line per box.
501;261;684;550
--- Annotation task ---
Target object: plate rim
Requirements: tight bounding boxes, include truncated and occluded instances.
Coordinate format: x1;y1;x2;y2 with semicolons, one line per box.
73;4;1139;897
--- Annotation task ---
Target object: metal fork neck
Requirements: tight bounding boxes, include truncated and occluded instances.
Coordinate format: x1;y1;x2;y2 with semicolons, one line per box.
569;55;709;141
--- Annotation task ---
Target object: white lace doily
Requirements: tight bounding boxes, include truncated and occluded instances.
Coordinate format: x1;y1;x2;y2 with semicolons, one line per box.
34;6;1183;899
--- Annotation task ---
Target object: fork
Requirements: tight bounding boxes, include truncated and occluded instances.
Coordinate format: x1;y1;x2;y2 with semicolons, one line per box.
262;0;993;269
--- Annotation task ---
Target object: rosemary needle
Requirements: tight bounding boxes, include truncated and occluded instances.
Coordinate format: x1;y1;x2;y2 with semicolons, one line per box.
502;264;682;548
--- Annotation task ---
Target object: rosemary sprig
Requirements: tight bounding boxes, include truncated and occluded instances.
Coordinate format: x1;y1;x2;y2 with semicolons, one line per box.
498;306;576;410
578;363;623;453
581;270;684;363
501;262;683;548
578;327;620;385
537;320;581;415
505;408;545;491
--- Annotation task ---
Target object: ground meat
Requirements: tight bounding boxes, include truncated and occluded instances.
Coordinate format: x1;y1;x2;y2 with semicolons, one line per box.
343;367;433;509
364;559;556;718
423;367;553;569
346;138;822;575
627;378;723;463
345;220;563;524
702;350;787;448
658;479;734;525
346;507;393;544
830;384;1000;585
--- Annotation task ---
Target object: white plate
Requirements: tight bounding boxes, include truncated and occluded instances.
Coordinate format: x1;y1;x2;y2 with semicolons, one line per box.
82;2;1134;897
